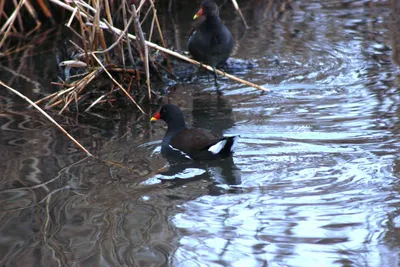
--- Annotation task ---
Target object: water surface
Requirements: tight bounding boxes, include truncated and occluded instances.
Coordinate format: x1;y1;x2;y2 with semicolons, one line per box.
1;1;400;266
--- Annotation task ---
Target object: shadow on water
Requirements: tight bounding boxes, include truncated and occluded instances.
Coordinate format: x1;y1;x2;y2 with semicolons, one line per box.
0;86;241;266
2;0;400;266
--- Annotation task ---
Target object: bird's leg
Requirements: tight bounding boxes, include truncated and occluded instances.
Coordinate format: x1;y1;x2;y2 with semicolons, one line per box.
213;67;220;89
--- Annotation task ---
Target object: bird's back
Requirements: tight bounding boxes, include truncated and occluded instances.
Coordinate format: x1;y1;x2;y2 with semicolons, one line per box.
188;19;233;67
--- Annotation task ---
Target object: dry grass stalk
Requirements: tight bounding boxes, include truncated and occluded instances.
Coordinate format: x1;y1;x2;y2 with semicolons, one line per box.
0;0;27;49
91;53;145;114
23;0;42;35
0;80;93;157
91;0;101;52
75;6;91;67
103;0;113;26
148;0;172;72
37;0;53;19
12;0;24;33
231;0;249;29
0;0;51;42
39;68;102;108
101;18;133;53
0;0;5;22
122;0;136;68
44;0;152;112
85;94;108;112
132;4;152;100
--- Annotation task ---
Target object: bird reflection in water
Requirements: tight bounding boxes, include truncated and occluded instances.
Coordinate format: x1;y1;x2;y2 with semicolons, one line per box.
157;157;242;196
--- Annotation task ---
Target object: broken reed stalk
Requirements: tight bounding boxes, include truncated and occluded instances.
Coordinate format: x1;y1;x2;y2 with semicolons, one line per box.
131;4;151;100
91;0;100;52
75;5;90;67
0;80;93;157
122;0;135;68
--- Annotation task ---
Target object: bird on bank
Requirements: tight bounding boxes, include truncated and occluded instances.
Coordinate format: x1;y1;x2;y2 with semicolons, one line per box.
151;104;238;161
188;0;234;87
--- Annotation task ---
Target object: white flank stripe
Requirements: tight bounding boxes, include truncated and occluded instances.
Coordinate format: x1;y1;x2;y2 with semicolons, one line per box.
230;136;239;152
208;140;227;154
169;145;192;160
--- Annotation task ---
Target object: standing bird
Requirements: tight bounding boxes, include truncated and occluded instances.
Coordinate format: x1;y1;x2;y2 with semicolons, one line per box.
188;0;234;87
151;104;238;161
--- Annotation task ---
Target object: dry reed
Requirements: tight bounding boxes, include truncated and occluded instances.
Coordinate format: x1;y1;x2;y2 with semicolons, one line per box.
2;0;270;113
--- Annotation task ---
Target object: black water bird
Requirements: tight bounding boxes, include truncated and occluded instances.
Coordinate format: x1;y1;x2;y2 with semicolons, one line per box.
151;104;238;161
188;0;234;87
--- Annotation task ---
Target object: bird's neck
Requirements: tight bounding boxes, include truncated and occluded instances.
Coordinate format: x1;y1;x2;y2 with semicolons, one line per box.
204;15;222;27
166;120;187;135
162;121;187;147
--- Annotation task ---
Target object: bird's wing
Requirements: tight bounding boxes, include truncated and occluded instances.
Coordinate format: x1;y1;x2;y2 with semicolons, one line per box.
170;128;221;153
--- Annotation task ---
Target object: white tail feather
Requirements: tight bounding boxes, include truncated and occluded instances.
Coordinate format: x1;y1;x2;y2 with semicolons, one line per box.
208;140;227;154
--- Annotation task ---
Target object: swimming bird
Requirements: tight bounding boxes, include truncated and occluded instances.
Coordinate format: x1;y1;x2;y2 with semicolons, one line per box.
151;104;238;161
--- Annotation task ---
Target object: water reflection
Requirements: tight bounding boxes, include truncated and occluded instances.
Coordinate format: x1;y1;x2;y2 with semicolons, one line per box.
2;0;400;266
156;157;241;187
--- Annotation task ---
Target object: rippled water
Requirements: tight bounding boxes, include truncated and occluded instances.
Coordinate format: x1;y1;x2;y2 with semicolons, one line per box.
1;0;400;266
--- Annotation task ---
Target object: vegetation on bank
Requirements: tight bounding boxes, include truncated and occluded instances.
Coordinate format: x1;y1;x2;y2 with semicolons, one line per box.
1;0;277;114
0;0;291;157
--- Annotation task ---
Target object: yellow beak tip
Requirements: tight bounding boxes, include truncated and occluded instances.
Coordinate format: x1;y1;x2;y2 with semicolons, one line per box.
150;117;157;121
193;14;199;19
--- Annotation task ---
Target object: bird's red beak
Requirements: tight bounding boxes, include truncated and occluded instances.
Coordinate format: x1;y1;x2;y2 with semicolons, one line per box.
193;6;204;19
150;111;161;121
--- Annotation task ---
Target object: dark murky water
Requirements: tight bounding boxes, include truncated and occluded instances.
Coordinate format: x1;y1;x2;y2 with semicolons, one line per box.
1;0;400;266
